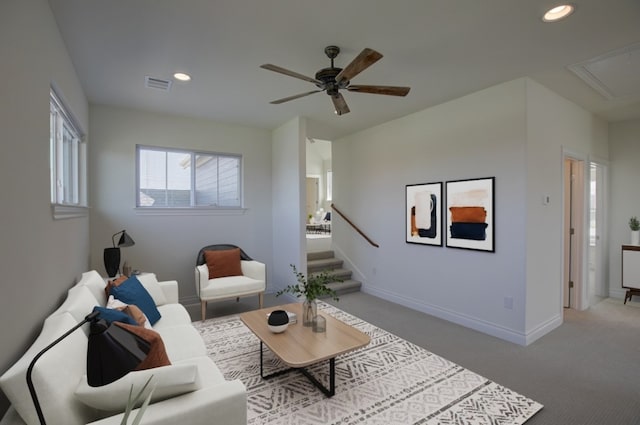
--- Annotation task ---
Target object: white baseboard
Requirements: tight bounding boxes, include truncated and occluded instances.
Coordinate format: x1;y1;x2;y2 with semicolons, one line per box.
609;288;627;299
361;285;560;346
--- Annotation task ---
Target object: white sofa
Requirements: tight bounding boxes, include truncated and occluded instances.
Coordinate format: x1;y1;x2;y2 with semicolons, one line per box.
0;271;246;425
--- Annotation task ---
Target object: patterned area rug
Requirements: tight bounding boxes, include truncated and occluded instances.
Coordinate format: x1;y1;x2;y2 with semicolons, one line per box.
193;302;542;425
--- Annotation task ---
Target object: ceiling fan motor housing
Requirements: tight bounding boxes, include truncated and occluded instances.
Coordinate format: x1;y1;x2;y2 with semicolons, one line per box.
315;67;348;94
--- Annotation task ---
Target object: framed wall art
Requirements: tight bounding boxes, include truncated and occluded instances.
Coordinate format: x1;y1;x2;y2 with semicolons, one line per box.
406;182;443;246
445;177;495;252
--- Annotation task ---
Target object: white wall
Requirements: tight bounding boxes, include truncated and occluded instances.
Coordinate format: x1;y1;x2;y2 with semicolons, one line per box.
272;117;307;296
524;79;608;341
0;0;89;415
333;78;609;345
608;119;640;298
88;105;273;304
334;79;529;343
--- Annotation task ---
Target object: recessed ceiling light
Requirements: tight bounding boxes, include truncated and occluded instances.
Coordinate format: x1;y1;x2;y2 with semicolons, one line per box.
542;4;575;22
173;72;191;82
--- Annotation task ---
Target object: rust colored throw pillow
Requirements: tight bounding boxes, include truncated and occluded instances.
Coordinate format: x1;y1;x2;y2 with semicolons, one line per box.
204;248;243;279
113;322;171;370
105;276;128;298
123;305;149;328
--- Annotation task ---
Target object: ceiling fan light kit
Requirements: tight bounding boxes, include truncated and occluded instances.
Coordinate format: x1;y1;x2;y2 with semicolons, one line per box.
260;45;410;116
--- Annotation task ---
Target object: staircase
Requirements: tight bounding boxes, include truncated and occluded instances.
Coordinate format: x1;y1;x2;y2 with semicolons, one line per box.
307;250;361;297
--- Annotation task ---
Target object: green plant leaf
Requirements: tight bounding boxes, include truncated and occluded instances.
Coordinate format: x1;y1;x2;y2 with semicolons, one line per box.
131;388;154;425
275;264;340;302
120;376;154;425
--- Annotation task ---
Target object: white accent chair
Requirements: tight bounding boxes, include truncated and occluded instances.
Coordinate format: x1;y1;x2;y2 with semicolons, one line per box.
195;244;266;321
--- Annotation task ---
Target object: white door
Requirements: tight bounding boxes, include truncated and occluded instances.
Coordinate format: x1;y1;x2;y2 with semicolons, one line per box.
563;157;585;309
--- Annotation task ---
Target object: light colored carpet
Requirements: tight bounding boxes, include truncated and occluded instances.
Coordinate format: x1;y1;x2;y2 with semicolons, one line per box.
194;302;542;425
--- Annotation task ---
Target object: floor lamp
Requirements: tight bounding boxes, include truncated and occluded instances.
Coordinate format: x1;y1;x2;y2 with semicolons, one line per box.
26;311;149;425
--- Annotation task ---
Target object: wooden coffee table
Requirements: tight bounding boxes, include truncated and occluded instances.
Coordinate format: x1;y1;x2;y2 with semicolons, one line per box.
239;302;370;397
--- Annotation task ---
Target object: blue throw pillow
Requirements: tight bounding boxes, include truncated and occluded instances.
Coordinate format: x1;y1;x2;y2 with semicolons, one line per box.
109;276;162;325
92;306;138;326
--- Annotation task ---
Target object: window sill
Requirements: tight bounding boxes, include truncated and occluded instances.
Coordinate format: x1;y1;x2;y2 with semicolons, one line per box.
52;204;89;220
134;207;248;216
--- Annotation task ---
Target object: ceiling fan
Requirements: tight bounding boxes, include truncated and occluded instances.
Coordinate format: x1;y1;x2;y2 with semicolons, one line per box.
260;46;411;116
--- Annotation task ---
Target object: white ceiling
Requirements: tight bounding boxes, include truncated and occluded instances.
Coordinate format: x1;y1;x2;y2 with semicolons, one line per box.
48;0;640;140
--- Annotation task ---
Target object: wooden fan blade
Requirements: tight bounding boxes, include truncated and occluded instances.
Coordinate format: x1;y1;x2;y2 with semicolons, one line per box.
270;90;322;104
260;64;322;85
347;85;411;97
331;93;350;116
335;48;383;84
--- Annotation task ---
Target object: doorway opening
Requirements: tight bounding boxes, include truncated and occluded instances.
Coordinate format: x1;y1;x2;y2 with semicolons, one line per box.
588;161;608;306
306;138;332;253
563;152;609;311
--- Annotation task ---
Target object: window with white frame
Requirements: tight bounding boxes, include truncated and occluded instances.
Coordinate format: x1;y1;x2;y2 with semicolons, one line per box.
136;145;241;208
50;89;86;210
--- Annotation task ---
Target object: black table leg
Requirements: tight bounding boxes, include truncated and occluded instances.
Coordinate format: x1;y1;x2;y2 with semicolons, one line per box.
259;342;337;397
300;358;335;397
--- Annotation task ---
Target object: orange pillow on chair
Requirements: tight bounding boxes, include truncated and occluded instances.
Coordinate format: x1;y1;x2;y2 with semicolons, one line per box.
204;248;243;279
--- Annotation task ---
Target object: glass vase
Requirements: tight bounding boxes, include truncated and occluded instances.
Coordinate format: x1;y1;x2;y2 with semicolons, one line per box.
302;299;317;327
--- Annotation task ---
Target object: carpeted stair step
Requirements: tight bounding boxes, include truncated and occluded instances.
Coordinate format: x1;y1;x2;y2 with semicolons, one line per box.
307;257;343;273
307;250;362;296
309;268;352;281
320;279;362;298
307;250;335;261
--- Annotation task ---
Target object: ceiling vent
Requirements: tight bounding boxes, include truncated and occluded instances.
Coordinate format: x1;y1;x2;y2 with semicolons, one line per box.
568;43;640;100
144;76;172;91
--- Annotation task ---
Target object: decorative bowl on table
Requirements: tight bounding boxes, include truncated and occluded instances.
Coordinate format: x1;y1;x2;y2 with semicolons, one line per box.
267;309;289;333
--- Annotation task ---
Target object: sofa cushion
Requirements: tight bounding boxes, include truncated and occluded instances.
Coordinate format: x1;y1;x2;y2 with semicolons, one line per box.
52;285;101;331
109;276;161;325
200;275;264;298
154;304;192;330
77;270;109;306
136;273;168;306
204;248;242;279
0;312;95;425
155;325;207;362
74;363;199;412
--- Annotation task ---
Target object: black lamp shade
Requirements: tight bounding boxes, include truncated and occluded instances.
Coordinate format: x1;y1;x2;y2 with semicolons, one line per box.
116;231;135;248
87;320;150;387
113;230;135;248
103;247;121;278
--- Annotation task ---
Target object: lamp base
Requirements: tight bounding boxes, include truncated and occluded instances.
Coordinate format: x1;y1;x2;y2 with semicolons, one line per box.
103;247;121;278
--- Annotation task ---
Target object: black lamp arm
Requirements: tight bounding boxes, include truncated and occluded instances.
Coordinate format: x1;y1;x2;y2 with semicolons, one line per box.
26;311;100;425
